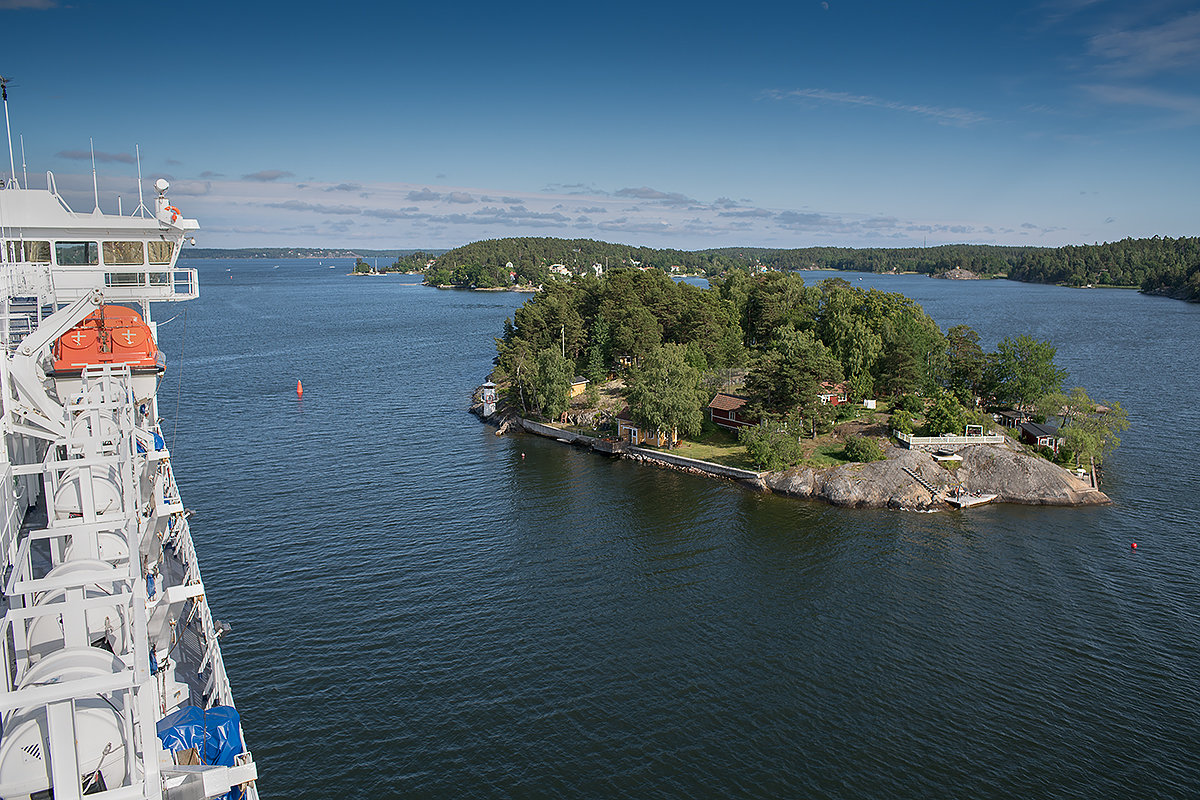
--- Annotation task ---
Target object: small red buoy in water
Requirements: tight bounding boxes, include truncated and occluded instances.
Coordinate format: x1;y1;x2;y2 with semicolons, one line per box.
296;380;303;397
1131;542;1137;550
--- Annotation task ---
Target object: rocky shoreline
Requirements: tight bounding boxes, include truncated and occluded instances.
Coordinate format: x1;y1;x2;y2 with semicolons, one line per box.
760;443;1108;510
475;407;1109;511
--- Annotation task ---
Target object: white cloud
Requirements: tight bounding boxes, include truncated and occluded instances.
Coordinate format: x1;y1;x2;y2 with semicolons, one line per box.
40;170;1098;250
56;149;135;164
265;200;360;215
1088;11;1200;77
615;186;694;205
1082;83;1200;123
242;170;294;182
764;88;989;127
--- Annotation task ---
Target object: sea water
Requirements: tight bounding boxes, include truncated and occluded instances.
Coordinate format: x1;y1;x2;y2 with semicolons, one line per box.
156;261;1200;799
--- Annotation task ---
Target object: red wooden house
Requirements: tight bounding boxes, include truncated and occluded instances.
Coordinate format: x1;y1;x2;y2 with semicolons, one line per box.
818;381;848;406
708;393;753;430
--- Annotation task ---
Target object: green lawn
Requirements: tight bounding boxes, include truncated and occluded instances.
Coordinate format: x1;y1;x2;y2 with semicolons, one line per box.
806;442;852;467
665;421;758;470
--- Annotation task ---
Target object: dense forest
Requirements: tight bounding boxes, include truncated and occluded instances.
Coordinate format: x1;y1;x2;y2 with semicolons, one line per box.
492;268;1126;470
423;236;1200;301
420;238;749;287
1006;237;1200;298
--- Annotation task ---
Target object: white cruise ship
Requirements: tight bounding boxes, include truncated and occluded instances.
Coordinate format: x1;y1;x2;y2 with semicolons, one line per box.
0;86;258;800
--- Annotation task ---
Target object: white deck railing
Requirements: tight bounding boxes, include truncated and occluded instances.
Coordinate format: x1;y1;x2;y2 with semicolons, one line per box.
894;431;1005;448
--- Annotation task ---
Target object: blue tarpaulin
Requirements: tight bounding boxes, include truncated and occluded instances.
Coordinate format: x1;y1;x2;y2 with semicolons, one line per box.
156;705;244;767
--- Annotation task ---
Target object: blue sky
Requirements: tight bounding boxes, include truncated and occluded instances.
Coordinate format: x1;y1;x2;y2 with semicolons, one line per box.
2;0;1198;250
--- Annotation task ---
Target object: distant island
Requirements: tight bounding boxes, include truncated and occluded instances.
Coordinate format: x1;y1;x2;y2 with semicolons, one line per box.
180;247;446;261
191;235;1199;302
420;235;1199;303
474;268;1127;510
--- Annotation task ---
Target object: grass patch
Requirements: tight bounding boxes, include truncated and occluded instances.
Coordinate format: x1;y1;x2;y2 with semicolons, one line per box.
804;442;852;467
668;422;757;469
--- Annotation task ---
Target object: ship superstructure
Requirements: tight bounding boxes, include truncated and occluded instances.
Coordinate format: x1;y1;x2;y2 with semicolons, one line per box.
0;115;258;798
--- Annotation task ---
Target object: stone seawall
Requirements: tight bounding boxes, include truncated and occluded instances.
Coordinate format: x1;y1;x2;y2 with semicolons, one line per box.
515;418;764;486
626;446;763;483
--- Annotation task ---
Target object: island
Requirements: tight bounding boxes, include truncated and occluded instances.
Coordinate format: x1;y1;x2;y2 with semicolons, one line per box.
472;267;1126;510
412;234;1199;302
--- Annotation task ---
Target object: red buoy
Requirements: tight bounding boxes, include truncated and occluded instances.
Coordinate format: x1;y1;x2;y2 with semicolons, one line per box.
1131;542;1137;550
296;380;303;397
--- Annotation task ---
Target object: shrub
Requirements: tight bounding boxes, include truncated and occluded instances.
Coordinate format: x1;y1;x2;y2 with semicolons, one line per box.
920;394;968;437
895;394;924;414
739;411;805;471
889;409;915;434
844;435;885;463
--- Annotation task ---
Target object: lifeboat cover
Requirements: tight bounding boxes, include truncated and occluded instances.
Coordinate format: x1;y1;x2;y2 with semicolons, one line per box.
51;305;161;374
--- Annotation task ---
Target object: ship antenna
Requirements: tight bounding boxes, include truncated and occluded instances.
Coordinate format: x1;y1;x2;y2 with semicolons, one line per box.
1;76;17;188
135;144;146;217
90;138;99;211
20;134;27;188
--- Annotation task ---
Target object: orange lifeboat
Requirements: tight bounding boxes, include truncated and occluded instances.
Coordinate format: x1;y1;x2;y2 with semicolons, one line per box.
50;305;165;401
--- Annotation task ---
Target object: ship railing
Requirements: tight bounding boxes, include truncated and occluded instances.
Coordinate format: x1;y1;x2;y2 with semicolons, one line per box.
166;511;236;709
153;458;186;518
165;513;202;586
49;265;199;303
149;454;238;709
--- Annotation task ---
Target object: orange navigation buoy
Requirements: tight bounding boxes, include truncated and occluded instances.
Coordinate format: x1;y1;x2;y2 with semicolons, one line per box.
296;380;303;397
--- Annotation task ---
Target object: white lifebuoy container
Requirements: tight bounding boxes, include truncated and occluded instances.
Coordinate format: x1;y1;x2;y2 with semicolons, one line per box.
0;649;129;796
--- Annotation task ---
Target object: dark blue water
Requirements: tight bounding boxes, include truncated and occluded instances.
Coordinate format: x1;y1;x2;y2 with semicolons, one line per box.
156;262;1200;799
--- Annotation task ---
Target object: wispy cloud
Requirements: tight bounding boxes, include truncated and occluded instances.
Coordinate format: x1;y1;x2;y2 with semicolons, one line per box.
1081;83;1200;124
243;169;294;182
170;181;212;197
45;171;1086;249
615;186;695;205
718;207;773;219
56;149;135;164
764;88;989;126
1088;10;1200;77
439;206;571;227
362;207;424;221
597;217;672;234
0;0;58;8
265;200;361;215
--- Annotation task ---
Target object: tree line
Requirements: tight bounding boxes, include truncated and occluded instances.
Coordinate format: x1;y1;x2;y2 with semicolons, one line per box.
419;235;1200;302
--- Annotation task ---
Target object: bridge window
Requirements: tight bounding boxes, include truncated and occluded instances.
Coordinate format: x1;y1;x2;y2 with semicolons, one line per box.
55;241;99;266
148;241;174;265
6;240;51;263
103;241;145;265
105;272;143;286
